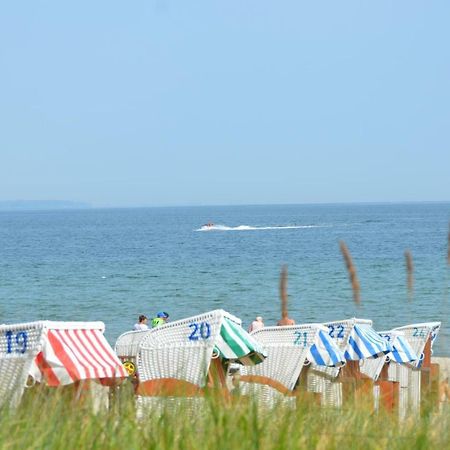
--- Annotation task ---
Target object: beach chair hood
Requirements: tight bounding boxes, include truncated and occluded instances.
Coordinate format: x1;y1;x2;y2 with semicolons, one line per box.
215;317;267;365
360;329;419;381
379;330;418;364
307;327;346;367
342;320;392;361
393;322;441;368
29;321;128;386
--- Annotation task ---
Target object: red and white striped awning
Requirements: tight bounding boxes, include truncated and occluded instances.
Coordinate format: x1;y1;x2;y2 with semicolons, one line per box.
30;322;128;386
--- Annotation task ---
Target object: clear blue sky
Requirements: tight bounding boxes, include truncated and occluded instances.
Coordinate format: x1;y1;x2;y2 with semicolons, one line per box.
1;1;449;207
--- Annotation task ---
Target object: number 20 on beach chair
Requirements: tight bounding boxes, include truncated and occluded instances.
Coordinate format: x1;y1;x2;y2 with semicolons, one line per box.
117;310;266;415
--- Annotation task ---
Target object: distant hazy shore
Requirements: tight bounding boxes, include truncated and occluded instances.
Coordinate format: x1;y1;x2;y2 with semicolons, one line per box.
0;200;91;211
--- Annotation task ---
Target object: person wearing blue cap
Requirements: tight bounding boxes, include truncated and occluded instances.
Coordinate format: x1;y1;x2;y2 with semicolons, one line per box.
151;311;169;328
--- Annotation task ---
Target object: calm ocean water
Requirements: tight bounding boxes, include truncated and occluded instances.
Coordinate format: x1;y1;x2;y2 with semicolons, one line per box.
0;203;449;355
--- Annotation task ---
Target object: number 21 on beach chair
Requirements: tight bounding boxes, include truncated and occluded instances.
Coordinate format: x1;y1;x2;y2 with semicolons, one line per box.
241;324;334;407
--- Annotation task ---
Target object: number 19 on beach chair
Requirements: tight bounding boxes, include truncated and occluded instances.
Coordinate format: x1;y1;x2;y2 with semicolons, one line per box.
1;321;128;409
0;322;44;408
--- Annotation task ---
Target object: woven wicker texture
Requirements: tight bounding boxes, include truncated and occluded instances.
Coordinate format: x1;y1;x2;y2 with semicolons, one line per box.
306;319;371;407
137;310;237;388
0;322;45;408
306;368;343;407
243;324;321;391
394;322;441;368
359;357;386;381
115;329;151;360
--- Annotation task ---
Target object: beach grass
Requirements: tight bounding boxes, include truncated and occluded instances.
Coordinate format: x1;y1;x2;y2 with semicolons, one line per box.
1;383;449;449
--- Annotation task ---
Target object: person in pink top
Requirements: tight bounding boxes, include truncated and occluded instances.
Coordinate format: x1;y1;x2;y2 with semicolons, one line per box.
248;316;264;333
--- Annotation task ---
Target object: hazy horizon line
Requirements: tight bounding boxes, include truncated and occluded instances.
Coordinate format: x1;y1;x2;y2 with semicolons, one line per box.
0;199;449;212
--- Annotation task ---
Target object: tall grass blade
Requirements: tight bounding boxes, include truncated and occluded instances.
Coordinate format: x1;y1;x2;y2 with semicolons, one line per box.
405;249;414;299
339;240;361;304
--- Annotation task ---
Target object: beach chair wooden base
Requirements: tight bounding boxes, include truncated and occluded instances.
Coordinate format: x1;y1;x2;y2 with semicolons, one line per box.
136;379;204;397
374;380;400;413
420;363;440;413
239;375;293;396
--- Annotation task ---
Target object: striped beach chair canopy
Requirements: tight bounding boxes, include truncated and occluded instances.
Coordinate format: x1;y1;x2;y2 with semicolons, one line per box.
324;318;392;361
378;330;419;364
393;322;441;368
344;321;393;360
1;321;127;408
215;316;267;365
29;321;128;386
307;326;346;368
318;318;392;361
360;330;419;381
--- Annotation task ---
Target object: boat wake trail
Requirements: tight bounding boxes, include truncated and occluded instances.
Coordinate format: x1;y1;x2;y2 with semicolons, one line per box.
195;224;326;232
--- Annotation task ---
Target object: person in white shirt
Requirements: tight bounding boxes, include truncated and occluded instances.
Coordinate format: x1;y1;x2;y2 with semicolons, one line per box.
248;316;264;333
133;315;149;331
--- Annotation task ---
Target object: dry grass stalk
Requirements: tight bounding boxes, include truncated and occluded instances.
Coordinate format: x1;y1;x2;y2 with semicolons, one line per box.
405;249;414;297
339;240;361;304
279;264;288;318
278;264;296;325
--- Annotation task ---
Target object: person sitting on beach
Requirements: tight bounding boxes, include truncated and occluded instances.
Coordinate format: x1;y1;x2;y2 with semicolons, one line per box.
277;312;295;326
151;311;169;328
133;315;149;331
248;316;264;333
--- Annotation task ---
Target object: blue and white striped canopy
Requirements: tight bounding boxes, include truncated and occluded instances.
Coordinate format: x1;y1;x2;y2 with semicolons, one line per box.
393;322;441;368
344;324;392;361
308;329;346;367
378;331;418;364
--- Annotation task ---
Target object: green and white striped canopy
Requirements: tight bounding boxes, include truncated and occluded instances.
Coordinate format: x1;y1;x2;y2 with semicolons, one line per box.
215;318;267;366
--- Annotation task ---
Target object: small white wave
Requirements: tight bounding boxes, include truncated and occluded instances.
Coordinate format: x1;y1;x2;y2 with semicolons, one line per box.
195;224;325;232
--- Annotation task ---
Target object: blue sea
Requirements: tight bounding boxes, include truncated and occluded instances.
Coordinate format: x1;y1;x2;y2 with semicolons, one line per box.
0;203;449;355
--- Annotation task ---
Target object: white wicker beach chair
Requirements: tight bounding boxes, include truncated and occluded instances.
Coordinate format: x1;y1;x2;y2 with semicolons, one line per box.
0;322;44;408
135;310;265;417
306;319;357;407
240;324;322;407
114;329;151;375
394;322;441;368
308;318;392;407
115;329;151;360
310;318;362;378
388;322;441;418
360;330;419;381
1;321;127;409
137;310;226;391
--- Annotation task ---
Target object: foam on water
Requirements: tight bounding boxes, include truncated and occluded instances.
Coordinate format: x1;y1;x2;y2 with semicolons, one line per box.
195;224;325;231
